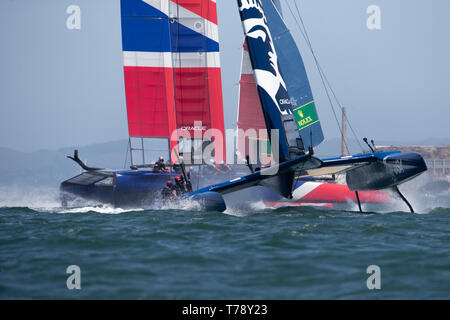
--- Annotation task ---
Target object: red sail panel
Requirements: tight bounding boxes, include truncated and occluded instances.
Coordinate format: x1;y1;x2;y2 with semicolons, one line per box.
238;75;265;132
208;67;226;161
171;0;225;163
174;68;212;133
172;0;218;25
125;66;174;138
173;66;225;162
164;67;179;155
237;43;268;160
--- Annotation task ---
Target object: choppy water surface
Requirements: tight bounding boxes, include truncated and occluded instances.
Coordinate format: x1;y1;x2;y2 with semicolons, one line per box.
0;191;449;299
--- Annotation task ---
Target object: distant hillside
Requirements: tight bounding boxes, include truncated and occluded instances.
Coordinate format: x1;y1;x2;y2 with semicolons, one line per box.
0;140;129;187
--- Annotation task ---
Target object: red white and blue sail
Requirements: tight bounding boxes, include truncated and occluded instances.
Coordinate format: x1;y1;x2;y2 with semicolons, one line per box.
120;0;225;162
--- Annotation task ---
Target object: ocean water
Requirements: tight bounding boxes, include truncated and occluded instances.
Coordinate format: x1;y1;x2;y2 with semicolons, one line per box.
0;189;449;300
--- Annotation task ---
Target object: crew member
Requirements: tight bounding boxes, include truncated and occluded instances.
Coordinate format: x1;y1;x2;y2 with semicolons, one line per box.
185;170;193;192
187;166;194;180
172;155;183;173
153;156;167;173
161;180;176;200
174;176;187;196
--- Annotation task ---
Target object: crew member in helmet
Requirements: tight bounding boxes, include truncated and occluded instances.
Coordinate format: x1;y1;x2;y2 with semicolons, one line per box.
161;180;176;200
172;155;183;173
174;176;187;196
153;156;167;173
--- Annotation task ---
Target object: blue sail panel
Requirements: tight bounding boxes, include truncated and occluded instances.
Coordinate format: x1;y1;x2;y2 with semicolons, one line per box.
261;0;324;149
121;0;167;17
170;23;219;53
237;0;307;162
121;0;219;53
271;0;282;14
121;16;171;52
121;16;219;53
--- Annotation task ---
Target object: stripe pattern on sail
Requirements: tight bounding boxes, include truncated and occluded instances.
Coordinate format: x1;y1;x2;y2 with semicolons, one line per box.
120;0;225;162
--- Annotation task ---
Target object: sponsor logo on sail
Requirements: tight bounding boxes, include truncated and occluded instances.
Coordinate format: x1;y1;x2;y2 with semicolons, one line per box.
279;97;297;106
180;126;206;131
293;101;320;131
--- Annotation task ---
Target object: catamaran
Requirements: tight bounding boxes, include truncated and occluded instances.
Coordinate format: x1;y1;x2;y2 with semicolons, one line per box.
61;0;232;208
235;19;390;208
60;0;426;212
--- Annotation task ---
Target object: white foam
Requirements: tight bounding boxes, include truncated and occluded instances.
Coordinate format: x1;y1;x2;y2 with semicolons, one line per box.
58;206;143;215
159;198;202;212
0;186;61;211
0;186;143;215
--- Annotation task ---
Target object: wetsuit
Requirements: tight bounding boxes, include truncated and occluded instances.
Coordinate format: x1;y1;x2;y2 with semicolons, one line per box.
153;160;167;173
174;182;185;196
161;186;173;200
172;162;182;173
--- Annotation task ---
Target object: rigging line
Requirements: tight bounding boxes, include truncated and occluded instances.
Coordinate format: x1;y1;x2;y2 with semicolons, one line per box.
132;42;144;153
283;0;344;145
286;1;343;144
167;1;179;164
283;0;364;152
123;138;129;169
291;1;360;149
290;0;365;152
170;1;183;130
316;62;364;152
204;2;212;139
176;1;184;128
292;3;364;153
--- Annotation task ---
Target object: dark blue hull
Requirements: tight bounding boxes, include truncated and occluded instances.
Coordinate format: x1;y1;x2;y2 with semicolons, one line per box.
60;166;277;210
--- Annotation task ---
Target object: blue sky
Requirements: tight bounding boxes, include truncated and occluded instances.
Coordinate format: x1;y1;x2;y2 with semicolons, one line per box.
0;0;449;152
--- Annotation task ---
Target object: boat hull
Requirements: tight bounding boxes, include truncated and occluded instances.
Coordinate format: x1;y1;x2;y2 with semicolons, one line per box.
60;166;392;210
346;152;427;191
